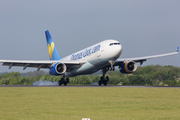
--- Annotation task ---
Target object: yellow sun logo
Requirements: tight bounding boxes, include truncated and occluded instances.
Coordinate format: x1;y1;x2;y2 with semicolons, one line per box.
48;42;54;59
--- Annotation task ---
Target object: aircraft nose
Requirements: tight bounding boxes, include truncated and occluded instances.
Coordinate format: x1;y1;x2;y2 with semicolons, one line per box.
110;44;122;59
116;44;122;57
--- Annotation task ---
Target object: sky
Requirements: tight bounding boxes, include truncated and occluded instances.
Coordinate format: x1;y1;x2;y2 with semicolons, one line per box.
0;0;180;73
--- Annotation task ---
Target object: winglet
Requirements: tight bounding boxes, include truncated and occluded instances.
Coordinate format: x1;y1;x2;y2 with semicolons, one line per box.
176;47;179;52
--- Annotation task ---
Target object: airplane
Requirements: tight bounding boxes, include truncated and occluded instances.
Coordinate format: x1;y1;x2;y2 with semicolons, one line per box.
0;30;179;86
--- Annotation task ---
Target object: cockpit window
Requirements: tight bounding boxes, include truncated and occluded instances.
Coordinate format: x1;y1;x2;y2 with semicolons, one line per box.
109;43;113;46
109;43;120;46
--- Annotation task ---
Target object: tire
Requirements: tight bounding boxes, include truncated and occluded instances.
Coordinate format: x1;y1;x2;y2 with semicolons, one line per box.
64;82;67;86
98;80;102;86
106;76;109;82
58;80;62;86
66;78;69;83
101;76;104;81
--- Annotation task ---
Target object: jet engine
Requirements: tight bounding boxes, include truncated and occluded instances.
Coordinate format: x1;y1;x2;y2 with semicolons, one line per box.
120;61;137;73
49;62;67;75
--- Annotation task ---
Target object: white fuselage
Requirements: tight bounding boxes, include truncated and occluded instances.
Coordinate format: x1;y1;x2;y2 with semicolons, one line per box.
61;39;122;77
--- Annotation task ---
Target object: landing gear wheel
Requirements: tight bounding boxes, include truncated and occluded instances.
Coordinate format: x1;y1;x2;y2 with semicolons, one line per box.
106;76;109;82
64;82;67;86
59;77;70;86
103;80;107;86
99;67;110;86
98;76;109;86
101;76;104;81
59;78;64;86
98;76;104;86
98;80;102;86
58;80;62;86
104;76;109;86
66;78;69;83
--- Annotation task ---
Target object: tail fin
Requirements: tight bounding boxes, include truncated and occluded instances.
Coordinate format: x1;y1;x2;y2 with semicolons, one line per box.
176;47;179;52
45;30;61;60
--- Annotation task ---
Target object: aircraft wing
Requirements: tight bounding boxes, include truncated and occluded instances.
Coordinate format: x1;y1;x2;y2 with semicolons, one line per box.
114;47;179;66
0;60;86;71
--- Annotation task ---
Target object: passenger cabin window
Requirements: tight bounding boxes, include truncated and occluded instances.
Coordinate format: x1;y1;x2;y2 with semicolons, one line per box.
109;43;120;46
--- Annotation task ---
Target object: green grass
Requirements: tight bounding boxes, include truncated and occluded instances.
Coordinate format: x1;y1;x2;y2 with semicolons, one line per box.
0;87;180;120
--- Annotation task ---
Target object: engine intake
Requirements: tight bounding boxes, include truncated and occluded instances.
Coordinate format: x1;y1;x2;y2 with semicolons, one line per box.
120;61;137;73
49;62;67;75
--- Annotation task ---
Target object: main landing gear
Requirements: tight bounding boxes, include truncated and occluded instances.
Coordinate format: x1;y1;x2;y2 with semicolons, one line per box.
98;60;115;86
98;75;109;86
58;74;69;86
98;67;109;86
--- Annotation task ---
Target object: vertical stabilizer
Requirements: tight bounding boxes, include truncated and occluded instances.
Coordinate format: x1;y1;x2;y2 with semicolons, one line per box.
45;30;61;60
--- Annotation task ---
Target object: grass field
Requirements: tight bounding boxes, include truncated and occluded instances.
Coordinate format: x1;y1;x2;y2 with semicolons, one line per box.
0;87;180;120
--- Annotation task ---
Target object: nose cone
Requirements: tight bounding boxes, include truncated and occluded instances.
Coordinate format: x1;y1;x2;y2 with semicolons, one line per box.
107;44;122;60
114;44;122;59
103;40;122;60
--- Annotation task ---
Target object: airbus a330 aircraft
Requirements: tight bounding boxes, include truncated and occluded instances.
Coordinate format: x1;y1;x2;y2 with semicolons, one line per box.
0;30;179;86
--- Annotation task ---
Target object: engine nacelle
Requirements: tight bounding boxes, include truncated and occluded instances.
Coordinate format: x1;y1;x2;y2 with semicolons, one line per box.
49;62;67;75
120;61;137;73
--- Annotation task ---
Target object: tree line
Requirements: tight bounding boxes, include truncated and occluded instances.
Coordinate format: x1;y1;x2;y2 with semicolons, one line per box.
0;65;180;86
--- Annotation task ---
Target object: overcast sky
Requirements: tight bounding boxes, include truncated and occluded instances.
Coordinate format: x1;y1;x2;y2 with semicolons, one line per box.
0;0;180;73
